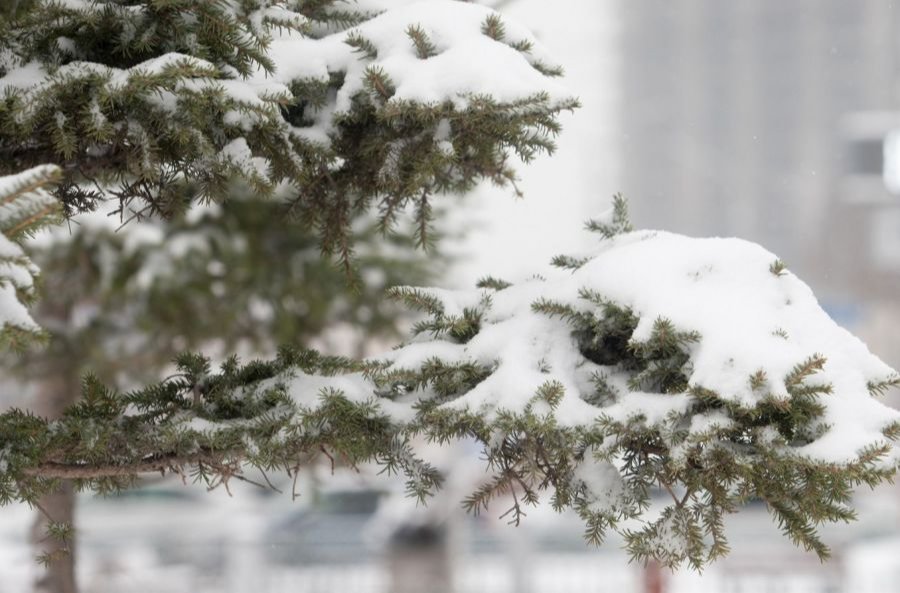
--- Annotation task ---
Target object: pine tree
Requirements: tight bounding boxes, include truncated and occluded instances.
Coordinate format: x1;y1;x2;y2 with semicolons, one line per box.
0;0;899;588
10;195;439;591
0;2;574;590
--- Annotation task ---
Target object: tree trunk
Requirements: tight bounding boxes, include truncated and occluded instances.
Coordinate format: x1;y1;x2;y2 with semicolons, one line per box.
32;481;77;593
387;528;454;593
31;374;79;593
643;559;665;593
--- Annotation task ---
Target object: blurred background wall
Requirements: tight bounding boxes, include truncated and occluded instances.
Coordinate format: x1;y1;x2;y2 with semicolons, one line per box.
613;0;900;370
620;1;895;257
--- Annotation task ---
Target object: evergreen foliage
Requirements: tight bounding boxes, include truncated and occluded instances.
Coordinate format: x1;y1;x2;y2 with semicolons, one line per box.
0;0;897;578
0;164;59;348
0;0;577;263
2;203;898;569
15;199;437;386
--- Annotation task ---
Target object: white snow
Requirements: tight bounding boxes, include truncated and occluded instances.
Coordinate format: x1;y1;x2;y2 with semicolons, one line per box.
219;137;270;179
263;0;572;140
0;0;574;206
0;61;46;93
0;1;570;134
0;0;893;512
365;228;900;467
573;454;626;515
0;166;61;338
156;223;892;507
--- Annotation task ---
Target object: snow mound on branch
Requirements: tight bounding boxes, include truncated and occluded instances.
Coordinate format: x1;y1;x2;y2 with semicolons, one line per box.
0;1;570;135
383;229;900;464
266;0;571;140
0;234;41;335
0;166;60;340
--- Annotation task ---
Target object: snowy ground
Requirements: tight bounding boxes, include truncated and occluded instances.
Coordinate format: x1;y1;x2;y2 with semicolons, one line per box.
3;476;900;593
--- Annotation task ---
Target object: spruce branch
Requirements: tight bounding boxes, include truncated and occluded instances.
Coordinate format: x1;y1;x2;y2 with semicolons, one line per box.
481;14;506;41
345;30;378;59
476;276;512;291
0;0;577;259
406;24;437;59
769;259;788;277
868;373;900;397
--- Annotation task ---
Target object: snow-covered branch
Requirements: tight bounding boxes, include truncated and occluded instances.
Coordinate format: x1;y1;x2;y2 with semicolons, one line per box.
0;0;578;261
0;165;60;348
4;201;897;568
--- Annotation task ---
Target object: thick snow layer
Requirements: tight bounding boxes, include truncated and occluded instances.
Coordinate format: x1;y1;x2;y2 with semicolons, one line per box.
0;1;571;152
369;229;900;465
264;0;571;140
573;455;626;515
0;251;40;333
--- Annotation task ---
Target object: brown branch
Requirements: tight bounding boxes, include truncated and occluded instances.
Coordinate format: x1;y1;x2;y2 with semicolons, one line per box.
498;480;523;526
22;452;236;480
5;204;57;237
1;144;127;181
660;479;680;506
641;443;668;457
290;462;302;501
0;175;54;206
319;444;335;474
258;468;283;494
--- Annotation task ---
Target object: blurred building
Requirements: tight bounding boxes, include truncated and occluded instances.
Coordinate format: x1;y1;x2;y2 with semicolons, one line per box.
615;0;900;366
616;0;897;278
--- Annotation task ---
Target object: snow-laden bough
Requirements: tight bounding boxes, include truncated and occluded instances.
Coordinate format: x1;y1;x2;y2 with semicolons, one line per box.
2;198;897;569
0;0;578;261
0;166;60;348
